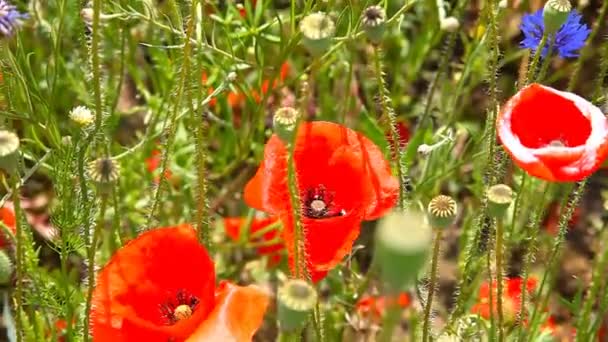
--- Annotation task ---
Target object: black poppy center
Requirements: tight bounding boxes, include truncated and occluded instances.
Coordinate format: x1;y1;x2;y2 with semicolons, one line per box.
302;185;345;219
159;289;199;325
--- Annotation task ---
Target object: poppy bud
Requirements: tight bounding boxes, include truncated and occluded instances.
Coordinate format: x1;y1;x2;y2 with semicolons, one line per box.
300;12;335;57
273;107;300;143
427;195;457;229
361;6;386;44
375;211;431;291
0;130;20;175
0;250;13;285
277;279;318;332
486;184;514;218
543;0;572;34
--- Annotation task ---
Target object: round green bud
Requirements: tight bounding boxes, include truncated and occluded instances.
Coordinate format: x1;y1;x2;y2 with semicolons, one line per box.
277;279;318;332
375;211;432;291
427;195;458;229
273;107;300;143
0;130;20;175
486;184;514;218
543;0;572;34
300;12;335;57
361;6;387;44
0;250;13;285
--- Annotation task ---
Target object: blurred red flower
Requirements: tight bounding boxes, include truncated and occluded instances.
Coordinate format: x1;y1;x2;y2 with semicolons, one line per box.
471;277;537;322
497;83;608;182
356;292;411;322
223;216;284;266
91;225;268;341
0;206;16;249
386;120;411;150
244;121;399;282
145;149;173;184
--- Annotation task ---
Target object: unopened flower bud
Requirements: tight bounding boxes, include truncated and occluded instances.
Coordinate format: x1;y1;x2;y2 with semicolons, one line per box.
440;17;460;32
375;211;431;291
0;250;12;285
277;279;317;332
543;0;572;34
361;6;386;44
486;184;514;218
226;71;237;82
273;107;300;143
427;195;457;229
417;144;433;156
0;130;20;174
300;12;335;57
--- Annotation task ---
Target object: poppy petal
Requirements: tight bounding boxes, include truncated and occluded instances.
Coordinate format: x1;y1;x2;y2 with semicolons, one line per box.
498;83;608;182
186;281;269;342
91;225;216;341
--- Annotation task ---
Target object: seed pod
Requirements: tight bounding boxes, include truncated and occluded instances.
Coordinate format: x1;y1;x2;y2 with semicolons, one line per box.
277;279;318;331
0;250;13;285
300;12;335;57
427;195;457;229
0;130;19;175
361;6;386;44
273;107;300;143
375;211;431;291
486;184;514;218
543;0;572;34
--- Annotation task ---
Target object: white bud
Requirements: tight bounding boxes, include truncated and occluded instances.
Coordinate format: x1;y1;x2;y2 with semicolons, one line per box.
440;17;460;33
417;144;433;156
69;106;94;127
227;72;237;82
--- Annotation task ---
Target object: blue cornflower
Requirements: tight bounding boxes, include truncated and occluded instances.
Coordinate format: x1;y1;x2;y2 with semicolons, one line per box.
0;0;27;37
520;9;590;58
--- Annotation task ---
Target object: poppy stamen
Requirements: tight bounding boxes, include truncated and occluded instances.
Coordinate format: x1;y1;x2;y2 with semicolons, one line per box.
302;185;344;219
159;289;200;325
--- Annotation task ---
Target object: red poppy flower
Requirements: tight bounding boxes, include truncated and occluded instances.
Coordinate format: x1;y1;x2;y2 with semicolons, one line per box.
497;83;608;182
542;201;581;235
244;121;399;282
355;292;411;322
471;277;537;322
0;206;16;249
91;225;269;342
223;216;285;266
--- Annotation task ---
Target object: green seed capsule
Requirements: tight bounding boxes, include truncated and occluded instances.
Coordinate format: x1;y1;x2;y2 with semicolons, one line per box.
486;184;514;218
277;279;318;332
543;0;572;34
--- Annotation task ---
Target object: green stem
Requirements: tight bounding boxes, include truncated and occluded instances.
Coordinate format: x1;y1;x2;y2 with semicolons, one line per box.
277;331;299;342
568;0;608;91
379;305;401;342
286;137;308;280
526;181;585;341
422;229;443;342
495;219;504;342
91;0;103;134
83;192;109;341
524;34;547;86
372;47;408;210
535;37;555;83
11;175;22;342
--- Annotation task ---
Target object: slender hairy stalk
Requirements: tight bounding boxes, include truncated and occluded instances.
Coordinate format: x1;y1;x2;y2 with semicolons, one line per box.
286;136;308;280
84;191;109;341
568;0;608;91
422;229;443;342
535;38;555;83
11;175;22;342
91;0;103;133
495;218;505;342
524;34;547;85
372;47;408;209
526;181;586;341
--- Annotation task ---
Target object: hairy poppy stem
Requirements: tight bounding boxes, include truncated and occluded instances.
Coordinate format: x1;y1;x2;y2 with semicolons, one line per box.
372;47;408;210
84;192;109;341
286;144;308;280
526;181;585;341
10;175;22;342
568;0;608;92
524;33;547;86
422;229;442;342
535;37;555;83
495;218;505;342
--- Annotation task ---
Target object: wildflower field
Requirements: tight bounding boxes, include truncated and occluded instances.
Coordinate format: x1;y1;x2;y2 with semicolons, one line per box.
2;0;608;341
